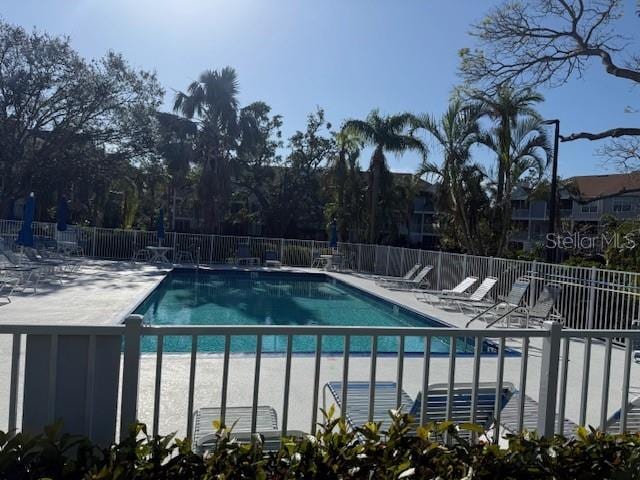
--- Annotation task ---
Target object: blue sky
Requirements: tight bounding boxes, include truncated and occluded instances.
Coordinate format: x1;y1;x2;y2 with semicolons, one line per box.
3;0;638;177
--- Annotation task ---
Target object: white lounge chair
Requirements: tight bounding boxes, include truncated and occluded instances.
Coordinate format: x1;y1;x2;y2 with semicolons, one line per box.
464;278;530;328
192;406;278;454
0;249;44;292
499;390;578;437
191;406;303;454
441;277;499;312
323;381;578;438
485;284;562;328
415;276;478;302
323;381;514;434
264;250;282;268
375;264;421;285
0;264;41;296
235;246;260;266
607;396;640;433
379;265;433;290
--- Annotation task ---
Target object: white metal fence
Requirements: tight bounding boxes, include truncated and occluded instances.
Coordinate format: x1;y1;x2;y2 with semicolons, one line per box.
1;319;639;443
1;219;639;330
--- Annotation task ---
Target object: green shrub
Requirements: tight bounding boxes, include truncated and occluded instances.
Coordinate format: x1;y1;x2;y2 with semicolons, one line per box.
282;245;312;266
2;411;640;479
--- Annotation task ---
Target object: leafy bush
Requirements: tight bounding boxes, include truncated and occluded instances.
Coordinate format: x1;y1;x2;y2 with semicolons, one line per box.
2;411;640;479
282;245;313;266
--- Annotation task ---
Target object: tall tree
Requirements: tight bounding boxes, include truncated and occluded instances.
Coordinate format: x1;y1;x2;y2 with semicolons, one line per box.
173;67;240;232
480;116;551;254
459;0;640;166
156;112;197;230
469;86;543;204
343;110;426;243
274;109;335;237
0;20;163;221
469;86;545;254
234;101;283;234
413;100;485;254
326;129;364;242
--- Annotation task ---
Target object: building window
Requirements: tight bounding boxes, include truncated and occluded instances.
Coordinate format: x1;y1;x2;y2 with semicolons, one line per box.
581;203;598;213
613;201;633;212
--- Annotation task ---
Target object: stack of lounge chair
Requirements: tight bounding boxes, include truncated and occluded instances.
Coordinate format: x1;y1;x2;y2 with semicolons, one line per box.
464;278;531;327
416;276;478;299
482;283;562;328
0;239;86;303
417;276;498;312
374;264;422;285
377;265;433;290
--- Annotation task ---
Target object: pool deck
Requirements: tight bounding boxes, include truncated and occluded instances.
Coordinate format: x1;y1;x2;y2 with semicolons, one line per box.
1;261;639;439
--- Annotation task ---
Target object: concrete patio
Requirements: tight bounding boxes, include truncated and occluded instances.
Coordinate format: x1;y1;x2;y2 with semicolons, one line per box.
0;260;638;439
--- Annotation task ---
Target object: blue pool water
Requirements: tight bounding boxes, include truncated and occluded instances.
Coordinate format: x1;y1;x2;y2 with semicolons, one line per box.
134;270;499;355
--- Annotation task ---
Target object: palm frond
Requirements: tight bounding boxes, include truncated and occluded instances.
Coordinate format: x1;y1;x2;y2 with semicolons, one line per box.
342;119;378;145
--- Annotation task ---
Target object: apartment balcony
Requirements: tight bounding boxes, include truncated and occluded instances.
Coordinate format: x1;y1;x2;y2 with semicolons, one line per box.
509;230;529;241
511;209;533;220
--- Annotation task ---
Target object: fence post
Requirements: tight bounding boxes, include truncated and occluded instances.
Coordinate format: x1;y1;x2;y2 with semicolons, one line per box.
310;240;315;268
172;232;177;260
120;315;143;440
587;266;597;329
537;321;562;437
462;254;467;279
529;260;538;308
385;246;391;276
133;230;138;252
436;250;443;290
357;244;362;272
280;238;286;265
91;227;97;258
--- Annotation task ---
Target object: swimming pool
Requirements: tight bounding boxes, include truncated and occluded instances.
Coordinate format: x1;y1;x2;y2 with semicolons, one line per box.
134;269;501;355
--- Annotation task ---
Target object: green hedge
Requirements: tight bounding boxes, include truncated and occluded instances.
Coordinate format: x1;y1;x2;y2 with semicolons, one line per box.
2;410;640;479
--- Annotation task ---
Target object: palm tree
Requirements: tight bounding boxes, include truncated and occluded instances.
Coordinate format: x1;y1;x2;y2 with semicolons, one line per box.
470;86;544;204
466;85;544;255
480;116;550;254
327;130;363;241
343;110;426;243
173;67;240;232
413;100;485;254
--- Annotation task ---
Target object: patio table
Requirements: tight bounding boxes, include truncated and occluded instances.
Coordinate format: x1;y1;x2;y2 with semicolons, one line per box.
146;246;173;264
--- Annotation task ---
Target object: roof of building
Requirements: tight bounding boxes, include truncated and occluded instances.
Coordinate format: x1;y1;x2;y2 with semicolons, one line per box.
567;172;640;202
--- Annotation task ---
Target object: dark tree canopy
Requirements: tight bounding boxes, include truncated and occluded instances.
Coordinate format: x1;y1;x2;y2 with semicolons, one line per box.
0;20;163;220
459;0;640;166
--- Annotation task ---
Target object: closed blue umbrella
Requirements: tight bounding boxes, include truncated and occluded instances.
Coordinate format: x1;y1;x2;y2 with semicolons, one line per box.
7;198;15;221
56;196;69;232
157;208;165;246
17;193;35;247
329;218;338;249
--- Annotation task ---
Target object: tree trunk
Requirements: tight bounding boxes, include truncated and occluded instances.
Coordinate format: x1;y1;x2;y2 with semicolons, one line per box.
368;147;384;243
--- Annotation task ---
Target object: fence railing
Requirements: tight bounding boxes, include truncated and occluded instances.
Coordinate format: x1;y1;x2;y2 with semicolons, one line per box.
1;319;639;444
1;219;640;330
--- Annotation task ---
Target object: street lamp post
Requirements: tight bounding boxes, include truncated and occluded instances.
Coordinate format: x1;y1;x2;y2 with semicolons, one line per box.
543;119;560;263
